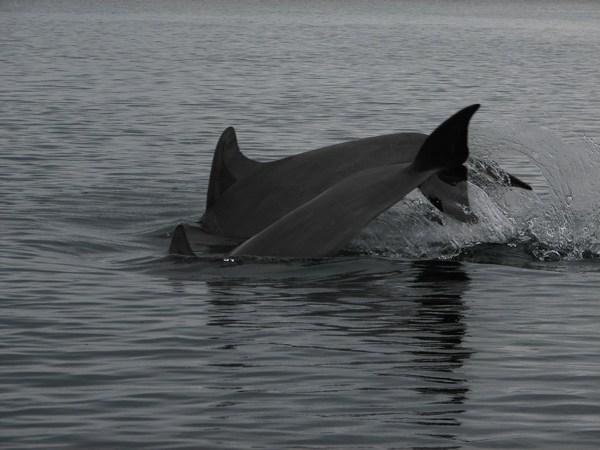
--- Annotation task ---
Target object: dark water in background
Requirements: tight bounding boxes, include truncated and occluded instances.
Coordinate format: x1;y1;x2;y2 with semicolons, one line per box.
2;1;600;448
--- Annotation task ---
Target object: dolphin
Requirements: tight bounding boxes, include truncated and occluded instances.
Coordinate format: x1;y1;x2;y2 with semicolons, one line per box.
230;104;479;257
169;104;531;257
199;129;472;240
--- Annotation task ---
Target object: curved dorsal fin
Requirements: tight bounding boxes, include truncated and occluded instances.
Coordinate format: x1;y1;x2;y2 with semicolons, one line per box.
206;127;261;208
412;104;479;172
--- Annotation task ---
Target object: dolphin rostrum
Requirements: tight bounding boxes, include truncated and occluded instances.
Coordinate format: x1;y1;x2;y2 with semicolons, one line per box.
169;104;531;257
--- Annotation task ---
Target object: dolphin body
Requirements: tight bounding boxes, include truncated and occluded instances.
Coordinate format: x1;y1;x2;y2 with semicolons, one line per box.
170;104;529;257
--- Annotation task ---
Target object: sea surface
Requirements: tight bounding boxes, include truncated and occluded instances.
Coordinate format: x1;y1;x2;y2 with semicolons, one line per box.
2;1;600;448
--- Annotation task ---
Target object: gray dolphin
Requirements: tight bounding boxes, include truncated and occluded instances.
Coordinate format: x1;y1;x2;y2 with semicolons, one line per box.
200;129;474;239
169;104;530;257
230;104;479;257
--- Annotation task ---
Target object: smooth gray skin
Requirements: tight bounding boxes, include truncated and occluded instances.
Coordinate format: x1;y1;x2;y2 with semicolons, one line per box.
200;131;473;241
230;163;432;257
229;104;479;257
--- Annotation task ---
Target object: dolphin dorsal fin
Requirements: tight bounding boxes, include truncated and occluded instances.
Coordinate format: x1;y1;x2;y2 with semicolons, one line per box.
206;127;261;208
412;104;480;172
412;105;480;223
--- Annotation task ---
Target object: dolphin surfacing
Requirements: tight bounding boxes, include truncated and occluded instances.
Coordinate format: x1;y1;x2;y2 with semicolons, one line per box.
230;104;479;257
199;130;438;241
169;104;531;258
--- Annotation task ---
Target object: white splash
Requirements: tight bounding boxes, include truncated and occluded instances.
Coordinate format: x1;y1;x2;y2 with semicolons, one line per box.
352;124;600;261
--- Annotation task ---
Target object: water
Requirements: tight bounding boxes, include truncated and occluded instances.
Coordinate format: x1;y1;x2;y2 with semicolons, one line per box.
2;1;600;448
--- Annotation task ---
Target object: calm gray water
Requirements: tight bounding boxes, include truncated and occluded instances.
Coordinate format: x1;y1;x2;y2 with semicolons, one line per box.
2;1;600;448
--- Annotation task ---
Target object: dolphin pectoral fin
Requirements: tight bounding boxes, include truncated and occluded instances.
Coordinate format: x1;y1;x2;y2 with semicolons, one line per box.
206;127;262;209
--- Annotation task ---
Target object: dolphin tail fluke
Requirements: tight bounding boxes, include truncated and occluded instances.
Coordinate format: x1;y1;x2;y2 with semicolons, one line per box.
412;104;480;172
206;127;261;209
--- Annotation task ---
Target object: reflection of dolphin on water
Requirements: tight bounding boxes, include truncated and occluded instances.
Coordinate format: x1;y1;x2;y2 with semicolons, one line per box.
170;105;531;258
